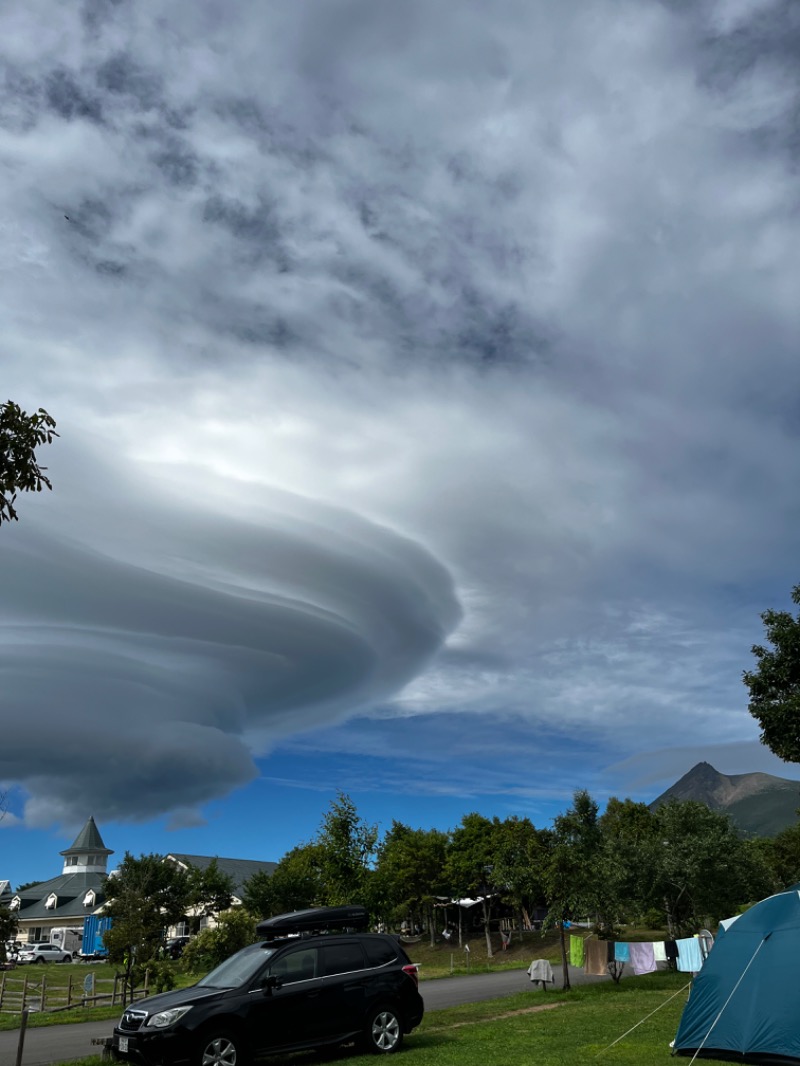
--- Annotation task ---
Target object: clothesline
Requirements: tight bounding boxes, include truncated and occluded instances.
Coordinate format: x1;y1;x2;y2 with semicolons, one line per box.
570;933;708;976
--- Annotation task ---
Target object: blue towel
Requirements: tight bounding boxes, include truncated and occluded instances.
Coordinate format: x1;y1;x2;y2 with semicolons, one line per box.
676;937;704;972
614;942;630;962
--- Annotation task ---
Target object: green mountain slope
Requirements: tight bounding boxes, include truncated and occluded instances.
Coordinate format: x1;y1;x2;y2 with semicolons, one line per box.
650;761;800;837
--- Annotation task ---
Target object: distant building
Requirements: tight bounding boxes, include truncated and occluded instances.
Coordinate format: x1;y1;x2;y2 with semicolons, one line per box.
1;816;112;944
164;854;278;936
0;822;279;944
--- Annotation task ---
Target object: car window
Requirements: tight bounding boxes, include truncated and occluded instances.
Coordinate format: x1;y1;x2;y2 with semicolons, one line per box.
362;938;398;968
320;943;367;977
270;946;318;984
196;945;276;988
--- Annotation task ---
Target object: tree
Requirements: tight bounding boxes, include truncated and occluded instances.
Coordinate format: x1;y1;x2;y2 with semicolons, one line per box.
316;792;378;907
181;908;258;973
749;823;800;892
743;584;800;763
597;797;660;929
0;401;58;525
372;823;449;945
649;801;771;936
0;905;18;963
103;853;191;1002
185;859;235;928
242;843;325;917
543;790;603;989
492;816;549;939
444;813;505;958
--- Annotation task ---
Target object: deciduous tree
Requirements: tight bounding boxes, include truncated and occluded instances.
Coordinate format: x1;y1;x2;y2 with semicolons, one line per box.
444;813;505;958
372;822;449;945
0;905;18;963
0;401;58;525
744;584;800;763
242;843;325;917
103;853;191;1002
316;792;378;907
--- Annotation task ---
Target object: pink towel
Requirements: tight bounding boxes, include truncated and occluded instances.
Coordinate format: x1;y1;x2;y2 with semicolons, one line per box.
628;942;656;974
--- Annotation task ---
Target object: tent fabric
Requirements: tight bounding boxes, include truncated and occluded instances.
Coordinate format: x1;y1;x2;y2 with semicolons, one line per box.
674;888;800;1062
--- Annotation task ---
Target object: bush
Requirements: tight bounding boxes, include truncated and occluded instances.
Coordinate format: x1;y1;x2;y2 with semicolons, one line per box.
182;909;259;973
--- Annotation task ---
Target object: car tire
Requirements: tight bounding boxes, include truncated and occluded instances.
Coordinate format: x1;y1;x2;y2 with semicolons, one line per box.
35;957;45;964
362;1005;403;1055
196;1030;247;1066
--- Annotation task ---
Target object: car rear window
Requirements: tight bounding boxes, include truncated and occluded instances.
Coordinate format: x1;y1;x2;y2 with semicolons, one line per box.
362;938;399;968
320;943;367;976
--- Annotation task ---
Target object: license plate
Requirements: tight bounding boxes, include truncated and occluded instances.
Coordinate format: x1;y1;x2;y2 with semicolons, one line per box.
118;1037;129;1053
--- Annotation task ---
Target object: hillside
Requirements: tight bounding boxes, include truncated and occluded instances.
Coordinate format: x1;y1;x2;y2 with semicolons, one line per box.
650;761;800;837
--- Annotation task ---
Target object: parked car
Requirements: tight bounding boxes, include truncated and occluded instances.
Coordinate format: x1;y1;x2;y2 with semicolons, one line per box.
165;936;192;960
112;905;424;1064
17;942;73;964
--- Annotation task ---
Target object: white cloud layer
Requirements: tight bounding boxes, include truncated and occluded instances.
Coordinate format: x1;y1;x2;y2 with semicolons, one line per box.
2;0;800;827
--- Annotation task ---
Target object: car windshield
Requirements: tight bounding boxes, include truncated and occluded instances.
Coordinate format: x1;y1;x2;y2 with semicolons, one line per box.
196;945;275;988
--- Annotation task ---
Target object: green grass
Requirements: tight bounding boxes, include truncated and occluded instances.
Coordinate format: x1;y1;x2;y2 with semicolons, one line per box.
46;971;693;1066
0;960;196;1031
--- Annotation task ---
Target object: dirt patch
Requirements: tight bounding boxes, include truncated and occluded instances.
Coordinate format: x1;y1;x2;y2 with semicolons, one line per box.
426;1001;566;1031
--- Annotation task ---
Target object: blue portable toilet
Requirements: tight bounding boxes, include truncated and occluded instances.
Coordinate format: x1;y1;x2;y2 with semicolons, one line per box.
673;885;800;1061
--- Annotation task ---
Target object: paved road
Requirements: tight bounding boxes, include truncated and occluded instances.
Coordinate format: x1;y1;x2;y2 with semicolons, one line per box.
421;963;608;1010
0;966;611;1065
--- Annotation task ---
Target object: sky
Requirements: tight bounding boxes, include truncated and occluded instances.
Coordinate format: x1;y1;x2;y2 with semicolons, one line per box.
2;0;800;890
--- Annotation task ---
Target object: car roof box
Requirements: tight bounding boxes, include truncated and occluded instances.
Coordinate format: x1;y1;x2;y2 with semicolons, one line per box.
256;905;368;940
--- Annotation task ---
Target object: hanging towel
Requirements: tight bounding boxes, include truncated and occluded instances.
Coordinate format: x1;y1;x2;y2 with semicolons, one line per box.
628;942;657;975
614;942;630;962
664;940;679;960
676;937;704;973
584;940;608;976
569;935;584;967
652;941;667;962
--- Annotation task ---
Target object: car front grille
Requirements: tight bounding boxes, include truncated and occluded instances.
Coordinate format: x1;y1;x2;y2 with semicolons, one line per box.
120;1009;147;1032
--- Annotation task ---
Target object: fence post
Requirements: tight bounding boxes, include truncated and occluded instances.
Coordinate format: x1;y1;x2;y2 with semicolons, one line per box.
21;974;28;1011
40;974;47;1011
144;969;150;996
67;972;73;1007
112;973;119;1006
0;971;5;1009
15;1008;29;1066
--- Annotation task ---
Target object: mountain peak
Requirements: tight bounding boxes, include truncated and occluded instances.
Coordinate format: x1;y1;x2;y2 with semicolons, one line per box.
650;762;800;836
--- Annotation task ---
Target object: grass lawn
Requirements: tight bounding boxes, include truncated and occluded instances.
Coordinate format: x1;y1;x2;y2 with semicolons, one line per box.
45;971;693;1066
0;961;196;1031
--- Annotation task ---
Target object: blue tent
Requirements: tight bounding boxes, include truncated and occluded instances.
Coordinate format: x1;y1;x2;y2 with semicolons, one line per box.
674;886;800;1062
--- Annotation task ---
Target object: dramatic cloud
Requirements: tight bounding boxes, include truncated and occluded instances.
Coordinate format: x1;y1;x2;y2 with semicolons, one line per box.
2;0;800;833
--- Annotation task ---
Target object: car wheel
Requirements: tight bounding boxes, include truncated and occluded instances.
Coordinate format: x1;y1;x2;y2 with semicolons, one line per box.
197;1030;246;1066
35;957;45;964
362;1006;403;1055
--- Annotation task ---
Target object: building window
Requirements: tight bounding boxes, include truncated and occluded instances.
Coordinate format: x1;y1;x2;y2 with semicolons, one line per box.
10;897;20;910
83;890;96;907
45;893;58;909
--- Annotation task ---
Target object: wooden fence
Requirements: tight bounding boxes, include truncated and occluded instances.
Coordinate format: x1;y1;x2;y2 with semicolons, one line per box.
0;969;151;1014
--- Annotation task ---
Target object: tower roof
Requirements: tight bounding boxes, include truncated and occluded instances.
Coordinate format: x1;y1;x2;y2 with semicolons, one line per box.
60;816;113;857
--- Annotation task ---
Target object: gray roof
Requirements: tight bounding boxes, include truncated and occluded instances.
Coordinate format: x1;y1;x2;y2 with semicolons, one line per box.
60;816;113;857
166;854;277;898
12;871;107;922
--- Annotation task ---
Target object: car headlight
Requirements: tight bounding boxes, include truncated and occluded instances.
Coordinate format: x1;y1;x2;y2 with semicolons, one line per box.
146;1006;193;1029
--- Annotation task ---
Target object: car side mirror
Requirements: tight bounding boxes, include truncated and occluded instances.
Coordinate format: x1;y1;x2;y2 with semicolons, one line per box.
263;974;281;995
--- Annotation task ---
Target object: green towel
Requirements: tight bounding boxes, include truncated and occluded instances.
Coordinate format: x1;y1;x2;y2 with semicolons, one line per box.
569;934;584;967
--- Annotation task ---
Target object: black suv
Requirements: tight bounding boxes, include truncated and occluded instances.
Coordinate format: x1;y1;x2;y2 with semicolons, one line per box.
112;906;423;1064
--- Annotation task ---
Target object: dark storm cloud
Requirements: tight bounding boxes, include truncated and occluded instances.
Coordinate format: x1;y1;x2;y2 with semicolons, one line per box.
1;0;799;825
0;445;461;825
